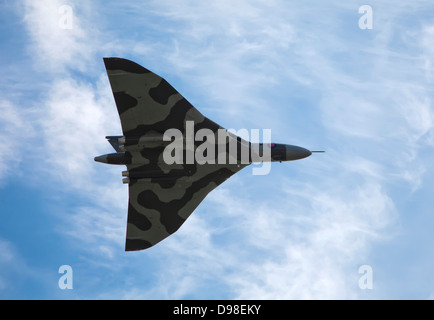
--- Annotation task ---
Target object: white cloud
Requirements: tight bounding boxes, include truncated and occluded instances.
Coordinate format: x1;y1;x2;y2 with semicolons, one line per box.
40;76;118;184
108;1;433;300
37;75;129;256
130;174;397;299
21;0;127;257
421;25;434;84
218;179;397;299
23;0;92;73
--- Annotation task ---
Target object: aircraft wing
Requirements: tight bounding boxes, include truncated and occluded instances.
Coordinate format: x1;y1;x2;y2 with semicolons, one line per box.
103;57;249;251
103;57;222;137
125;162;246;251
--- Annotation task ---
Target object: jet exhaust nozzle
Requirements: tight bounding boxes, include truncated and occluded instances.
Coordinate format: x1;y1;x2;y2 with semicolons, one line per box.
94;152;130;165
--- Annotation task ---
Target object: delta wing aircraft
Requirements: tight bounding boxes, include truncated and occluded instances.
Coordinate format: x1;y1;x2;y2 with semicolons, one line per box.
95;58;318;251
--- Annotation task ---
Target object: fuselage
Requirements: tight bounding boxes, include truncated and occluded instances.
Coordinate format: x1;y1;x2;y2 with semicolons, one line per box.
94;141;311;165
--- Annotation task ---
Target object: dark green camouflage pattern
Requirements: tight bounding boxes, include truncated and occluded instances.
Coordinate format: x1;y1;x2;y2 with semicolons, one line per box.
96;58;313;251
102;58;249;251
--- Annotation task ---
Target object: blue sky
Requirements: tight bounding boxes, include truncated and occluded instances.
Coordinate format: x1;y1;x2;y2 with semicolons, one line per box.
1;0;434;299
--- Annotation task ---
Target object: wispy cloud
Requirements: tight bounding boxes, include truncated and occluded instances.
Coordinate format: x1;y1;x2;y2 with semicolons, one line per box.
0;99;34;183
40;76;117;184
22;0;93;73
8;0;434;299
20;0;127;259
116;0;433;299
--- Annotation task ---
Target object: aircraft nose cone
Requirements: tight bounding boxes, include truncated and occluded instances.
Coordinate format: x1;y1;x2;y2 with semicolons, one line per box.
285;145;312;161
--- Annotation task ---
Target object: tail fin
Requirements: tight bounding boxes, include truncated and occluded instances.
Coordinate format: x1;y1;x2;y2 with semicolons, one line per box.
105;135;123;152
